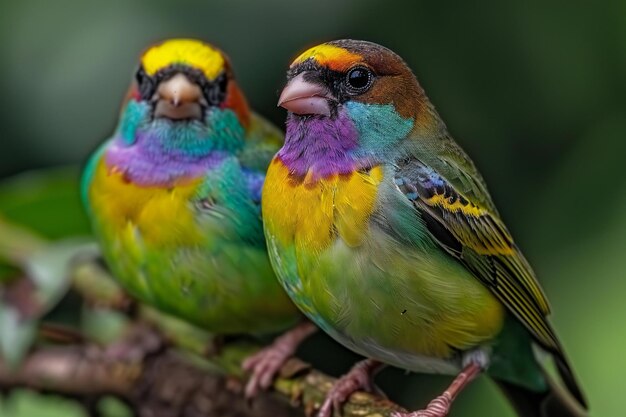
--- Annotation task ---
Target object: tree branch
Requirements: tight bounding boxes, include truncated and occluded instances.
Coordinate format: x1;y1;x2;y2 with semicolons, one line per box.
0;328;407;417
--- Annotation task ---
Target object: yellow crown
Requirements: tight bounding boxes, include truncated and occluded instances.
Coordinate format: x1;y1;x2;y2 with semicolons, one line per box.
141;39;225;80
292;43;361;71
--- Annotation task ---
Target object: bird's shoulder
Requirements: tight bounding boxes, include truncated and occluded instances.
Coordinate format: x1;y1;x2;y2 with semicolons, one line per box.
407;133;498;214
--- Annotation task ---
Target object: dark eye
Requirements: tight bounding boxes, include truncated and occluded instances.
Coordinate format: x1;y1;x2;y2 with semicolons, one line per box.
135;66;155;100
345;66;373;94
203;72;228;106
135;66;146;85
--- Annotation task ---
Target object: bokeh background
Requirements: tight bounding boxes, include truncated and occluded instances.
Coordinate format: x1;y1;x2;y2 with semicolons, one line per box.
1;0;625;416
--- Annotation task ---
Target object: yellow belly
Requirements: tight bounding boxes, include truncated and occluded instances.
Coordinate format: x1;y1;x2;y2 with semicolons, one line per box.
89;158;203;248
262;158;384;252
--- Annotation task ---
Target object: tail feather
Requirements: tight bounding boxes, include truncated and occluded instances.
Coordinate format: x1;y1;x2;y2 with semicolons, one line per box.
496;375;588;417
555;353;587;409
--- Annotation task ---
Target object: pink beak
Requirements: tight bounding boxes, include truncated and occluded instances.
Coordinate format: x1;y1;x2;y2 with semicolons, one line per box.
153;73;205;120
277;72;333;117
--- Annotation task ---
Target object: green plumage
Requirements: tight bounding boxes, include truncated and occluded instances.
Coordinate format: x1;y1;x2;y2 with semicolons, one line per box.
263;39;587;416
84;111;298;335
82;38;300;336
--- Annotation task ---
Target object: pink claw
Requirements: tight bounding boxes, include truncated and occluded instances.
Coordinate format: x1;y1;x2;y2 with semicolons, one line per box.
243;321;317;399
317;359;385;417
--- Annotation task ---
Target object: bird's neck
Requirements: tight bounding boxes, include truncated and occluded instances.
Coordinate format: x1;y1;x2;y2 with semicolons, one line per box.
105;100;246;186
278;111;368;182
278;102;416;182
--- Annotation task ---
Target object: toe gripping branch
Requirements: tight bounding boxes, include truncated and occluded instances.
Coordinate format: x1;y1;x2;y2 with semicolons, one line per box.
392;362;482;417
318;359;386;417
243;321;317;399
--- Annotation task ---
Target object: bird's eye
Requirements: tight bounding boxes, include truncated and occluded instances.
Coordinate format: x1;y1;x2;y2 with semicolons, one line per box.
135;66;155;100
345;66;373;94
135;67;146;85
203;72;229;106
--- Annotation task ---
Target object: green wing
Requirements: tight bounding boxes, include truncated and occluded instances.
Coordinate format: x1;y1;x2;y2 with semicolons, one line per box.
394;143;559;352
414;133;499;214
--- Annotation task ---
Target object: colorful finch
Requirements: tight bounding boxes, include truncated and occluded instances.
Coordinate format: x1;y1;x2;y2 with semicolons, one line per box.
262;39;588;417
82;39;314;394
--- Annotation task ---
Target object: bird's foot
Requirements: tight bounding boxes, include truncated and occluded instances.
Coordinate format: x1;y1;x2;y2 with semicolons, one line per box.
391;393;451;417
317;358;384;417
243;321;317;399
392;362;482;417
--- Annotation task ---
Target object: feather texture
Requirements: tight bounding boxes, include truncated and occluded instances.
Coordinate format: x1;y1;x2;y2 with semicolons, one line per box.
264;39;587;413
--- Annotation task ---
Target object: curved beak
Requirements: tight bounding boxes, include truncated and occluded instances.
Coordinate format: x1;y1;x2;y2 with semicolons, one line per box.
153;73;206;120
278;72;334;117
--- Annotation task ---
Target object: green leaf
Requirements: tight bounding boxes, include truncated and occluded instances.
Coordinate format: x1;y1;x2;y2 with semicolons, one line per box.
97;396;133;417
0;166;91;283
25;238;95;315
0;263;19;284
0;238;96;367
0;218;46;269
0;390;87;417
0;307;36;368
0;166;90;240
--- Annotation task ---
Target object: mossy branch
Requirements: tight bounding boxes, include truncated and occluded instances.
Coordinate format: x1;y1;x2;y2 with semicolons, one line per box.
0;340;407;417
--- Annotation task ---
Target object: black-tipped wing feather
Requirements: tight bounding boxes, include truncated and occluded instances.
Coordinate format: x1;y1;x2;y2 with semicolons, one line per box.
394;156;558;351
393;151;587;409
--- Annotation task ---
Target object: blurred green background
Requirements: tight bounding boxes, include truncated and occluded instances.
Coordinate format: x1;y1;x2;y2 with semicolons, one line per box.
0;0;624;416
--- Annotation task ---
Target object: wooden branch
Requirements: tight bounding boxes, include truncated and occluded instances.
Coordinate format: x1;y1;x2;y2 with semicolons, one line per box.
0;332;407;417
0;344;299;417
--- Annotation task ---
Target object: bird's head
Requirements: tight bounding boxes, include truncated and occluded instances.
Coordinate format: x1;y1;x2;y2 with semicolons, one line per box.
129;38;249;126
279;40;430;124
277;40;437;173
113;39;252;159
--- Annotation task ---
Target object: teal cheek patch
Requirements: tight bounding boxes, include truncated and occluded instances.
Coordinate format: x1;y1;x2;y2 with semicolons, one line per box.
123;106;246;157
153;109;246;157
345;101;414;154
120;100;150;144
201;109;246;154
